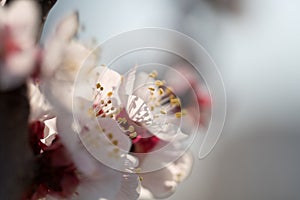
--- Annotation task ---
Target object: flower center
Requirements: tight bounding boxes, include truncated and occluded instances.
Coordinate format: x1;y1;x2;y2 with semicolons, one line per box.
126;94;153;125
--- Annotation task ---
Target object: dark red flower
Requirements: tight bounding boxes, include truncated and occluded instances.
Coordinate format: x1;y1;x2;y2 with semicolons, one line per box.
25;121;80;200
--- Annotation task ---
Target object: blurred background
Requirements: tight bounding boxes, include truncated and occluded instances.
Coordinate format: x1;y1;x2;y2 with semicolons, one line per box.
43;0;300;199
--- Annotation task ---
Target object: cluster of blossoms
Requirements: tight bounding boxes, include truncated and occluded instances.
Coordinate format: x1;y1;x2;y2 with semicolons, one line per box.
0;1;210;200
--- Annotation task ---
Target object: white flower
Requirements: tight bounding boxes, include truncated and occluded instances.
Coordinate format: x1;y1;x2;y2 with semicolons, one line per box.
74;65;193;199
119;68;193;199
0;0;39;90
138;152;193;199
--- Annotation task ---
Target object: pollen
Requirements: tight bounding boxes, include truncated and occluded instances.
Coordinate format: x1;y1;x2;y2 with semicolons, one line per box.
134;168;142;173
107;91;113;97
128;125;135;132
170;98;181;106
96;83;101;89
165;87;173;94
112;140;118;146
139;176;144;181
159;88;164;95
107;133;113;140
175;111;186;118
160;110;167;114
148;87;155;91
150;106;154;111
155;80;164;87
129;132;137;139
149;70;158;78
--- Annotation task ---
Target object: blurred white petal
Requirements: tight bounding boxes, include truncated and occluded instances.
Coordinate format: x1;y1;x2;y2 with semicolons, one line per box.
140;152;193;199
0;0;6;7
6;0;39;48
55;12;79;41
28;81;54;121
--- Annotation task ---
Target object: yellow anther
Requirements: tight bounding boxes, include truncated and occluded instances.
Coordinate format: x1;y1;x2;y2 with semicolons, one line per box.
139;176;144;181
160;110;167;114
112;140;118;146
149;70;158;78
134;168;142;173
150;106;154;111
100;100;105;104
107;91;113;97
159;88;164;95
165;87;173;94
96;83;101;89
148;87;155;91
155;80;164;87
170;98;181;106
128;125;135;132
107;133;113;140
175;111;186;118
129;132;137;139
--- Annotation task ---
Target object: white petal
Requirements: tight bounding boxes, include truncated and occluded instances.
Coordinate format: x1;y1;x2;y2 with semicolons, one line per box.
76;66;122;105
41;79;74;113
119;67;136;104
55;113;140;200
42;38;65;77
139;187;154;200
133;72;155;102
55;113;101;176
55;12;79;41
29;82;54;121
79;117;135;171
139;152;193;199
55;41;92;81
168;152;193;182
74;169;140;200
139;167;175;199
